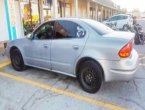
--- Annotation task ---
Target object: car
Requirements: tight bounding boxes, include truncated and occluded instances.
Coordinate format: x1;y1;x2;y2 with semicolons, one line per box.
103;14;133;31
6;18;139;93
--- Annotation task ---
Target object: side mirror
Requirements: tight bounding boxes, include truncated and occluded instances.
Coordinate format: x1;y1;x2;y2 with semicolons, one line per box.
26;33;33;40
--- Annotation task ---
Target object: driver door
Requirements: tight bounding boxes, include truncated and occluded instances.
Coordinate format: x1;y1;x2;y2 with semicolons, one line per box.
24;22;54;69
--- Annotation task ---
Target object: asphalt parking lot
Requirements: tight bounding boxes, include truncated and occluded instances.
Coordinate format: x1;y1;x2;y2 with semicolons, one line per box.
0;20;145;110
0;46;145;110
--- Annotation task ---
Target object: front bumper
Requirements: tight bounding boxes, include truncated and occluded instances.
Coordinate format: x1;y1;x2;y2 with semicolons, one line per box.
101;49;139;82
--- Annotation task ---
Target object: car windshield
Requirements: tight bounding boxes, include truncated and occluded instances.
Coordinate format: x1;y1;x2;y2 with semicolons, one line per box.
82;19;114;35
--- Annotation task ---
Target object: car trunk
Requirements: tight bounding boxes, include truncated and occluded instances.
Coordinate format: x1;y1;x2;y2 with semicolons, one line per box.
102;31;135;41
101;31;135;60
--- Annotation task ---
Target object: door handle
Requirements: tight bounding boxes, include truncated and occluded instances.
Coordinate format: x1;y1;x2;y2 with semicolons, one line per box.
73;45;79;50
43;44;48;48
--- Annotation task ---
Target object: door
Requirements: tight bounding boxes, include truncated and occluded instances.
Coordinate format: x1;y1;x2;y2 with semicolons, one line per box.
51;20;87;75
24;22;54;69
116;15;128;29
108;16;118;28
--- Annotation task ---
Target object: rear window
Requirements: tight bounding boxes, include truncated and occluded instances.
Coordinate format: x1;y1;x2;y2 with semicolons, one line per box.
82;19;114;35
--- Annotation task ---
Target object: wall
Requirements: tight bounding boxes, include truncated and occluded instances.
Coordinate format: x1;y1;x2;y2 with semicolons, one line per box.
78;0;87;18
14;0;24;39
0;0;9;41
0;0;24;42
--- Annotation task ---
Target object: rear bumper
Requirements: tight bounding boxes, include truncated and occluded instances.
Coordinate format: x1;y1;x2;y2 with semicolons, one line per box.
109;66;138;81
100;49;139;82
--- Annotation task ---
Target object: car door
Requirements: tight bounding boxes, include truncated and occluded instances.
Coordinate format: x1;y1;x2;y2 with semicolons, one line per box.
116;15;127;29
24;22;54;69
51;20;87;75
108;16;118;27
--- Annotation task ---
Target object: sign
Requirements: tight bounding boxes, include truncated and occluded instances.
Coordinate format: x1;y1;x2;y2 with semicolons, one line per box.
6;0;17;40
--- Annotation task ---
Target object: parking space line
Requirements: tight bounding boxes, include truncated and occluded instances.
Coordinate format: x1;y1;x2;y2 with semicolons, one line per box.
0;60;11;68
0;71;128;110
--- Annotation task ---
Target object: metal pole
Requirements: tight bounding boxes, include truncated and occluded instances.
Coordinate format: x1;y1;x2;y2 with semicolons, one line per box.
29;0;33;29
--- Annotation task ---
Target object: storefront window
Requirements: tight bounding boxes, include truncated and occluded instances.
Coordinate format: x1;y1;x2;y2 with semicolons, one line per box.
43;0;53;21
90;7;96;19
58;0;71;17
20;0;39;35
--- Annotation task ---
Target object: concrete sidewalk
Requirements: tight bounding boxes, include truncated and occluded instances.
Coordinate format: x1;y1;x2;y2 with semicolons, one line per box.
0;48;8;63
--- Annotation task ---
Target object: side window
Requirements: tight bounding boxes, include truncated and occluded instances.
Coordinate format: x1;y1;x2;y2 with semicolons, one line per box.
118;16;128;20
33;22;54;40
117;16;121;20
109;16;117;21
123;16;128;19
54;21;86;39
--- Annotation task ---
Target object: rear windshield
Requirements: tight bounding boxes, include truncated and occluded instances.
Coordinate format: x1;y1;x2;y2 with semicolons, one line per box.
82;19;114;35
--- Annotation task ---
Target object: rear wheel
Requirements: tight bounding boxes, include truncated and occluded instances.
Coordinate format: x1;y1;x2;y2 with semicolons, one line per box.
10;48;26;71
78;61;103;93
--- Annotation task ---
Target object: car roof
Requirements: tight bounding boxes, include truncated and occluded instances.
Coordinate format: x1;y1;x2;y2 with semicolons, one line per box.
111;14;130;17
43;17;92;24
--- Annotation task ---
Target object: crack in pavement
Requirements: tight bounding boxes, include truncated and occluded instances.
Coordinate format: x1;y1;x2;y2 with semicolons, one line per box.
29;77;72;107
120;97;145;110
30;91;61;107
21;89;40;110
21;76;72;109
132;80;142;98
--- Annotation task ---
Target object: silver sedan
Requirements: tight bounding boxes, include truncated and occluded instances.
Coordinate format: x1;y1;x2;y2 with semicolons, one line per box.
6;18;139;93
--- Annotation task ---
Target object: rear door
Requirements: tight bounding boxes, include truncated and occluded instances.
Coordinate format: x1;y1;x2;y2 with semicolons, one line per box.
51;20;87;75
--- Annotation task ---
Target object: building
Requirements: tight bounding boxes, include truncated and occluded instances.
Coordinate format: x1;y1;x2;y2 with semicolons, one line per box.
0;0;119;42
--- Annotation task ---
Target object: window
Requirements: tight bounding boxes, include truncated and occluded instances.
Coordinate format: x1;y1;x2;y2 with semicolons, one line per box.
82;19;114;35
54;21;86;39
123;16;128;19
33;22;54;40
109;16;118;21
117;15;128;20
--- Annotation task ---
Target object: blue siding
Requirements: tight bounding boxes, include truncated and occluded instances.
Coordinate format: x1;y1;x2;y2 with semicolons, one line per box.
4;0;12;40
4;0;17;40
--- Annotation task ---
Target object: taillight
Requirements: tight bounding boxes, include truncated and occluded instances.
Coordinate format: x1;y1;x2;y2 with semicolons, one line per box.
118;41;133;58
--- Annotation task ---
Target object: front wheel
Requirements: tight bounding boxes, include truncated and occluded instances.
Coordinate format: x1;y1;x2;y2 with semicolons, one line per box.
10;48;26;71
123;25;129;31
78;61;103;93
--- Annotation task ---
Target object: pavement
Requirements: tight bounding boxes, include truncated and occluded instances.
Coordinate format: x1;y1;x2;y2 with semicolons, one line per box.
0;19;145;110
0;46;145;110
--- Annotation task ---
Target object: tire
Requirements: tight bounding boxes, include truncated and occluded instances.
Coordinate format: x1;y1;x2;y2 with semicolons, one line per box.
123;25;129;31
78;60;103;93
10;48;26;71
